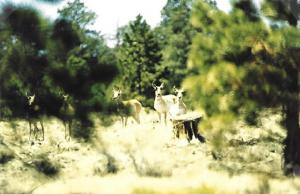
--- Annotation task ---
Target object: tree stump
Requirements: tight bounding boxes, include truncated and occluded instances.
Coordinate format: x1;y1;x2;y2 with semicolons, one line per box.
170;112;205;143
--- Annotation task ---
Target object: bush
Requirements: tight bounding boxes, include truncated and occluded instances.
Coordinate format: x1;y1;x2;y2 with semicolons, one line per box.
0;147;14;164
130;154;171;178
73;119;94;141
32;154;60;176
94;154;118;176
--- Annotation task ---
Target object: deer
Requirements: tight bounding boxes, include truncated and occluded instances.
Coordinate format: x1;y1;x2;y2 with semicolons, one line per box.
59;94;75;140
169;87;205;143
169;86;187;118
152;82;176;125
26;94;44;141
112;87;142;127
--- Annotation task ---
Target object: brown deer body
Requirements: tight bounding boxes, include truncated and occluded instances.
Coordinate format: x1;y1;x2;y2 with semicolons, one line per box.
26;94;44;141
60;94;75;140
112;88;142;126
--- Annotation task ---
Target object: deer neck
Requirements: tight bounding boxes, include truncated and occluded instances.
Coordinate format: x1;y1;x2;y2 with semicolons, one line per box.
114;96;124;105
63;101;71;110
155;95;164;103
177;99;186;109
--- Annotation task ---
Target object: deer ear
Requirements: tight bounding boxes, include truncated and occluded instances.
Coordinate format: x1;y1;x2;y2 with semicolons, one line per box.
152;81;157;89
160;83;164;88
173;86;178;93
113;86;119;92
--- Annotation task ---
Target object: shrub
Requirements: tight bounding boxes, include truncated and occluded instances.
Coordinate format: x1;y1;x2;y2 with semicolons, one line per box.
32;154;60;176
0;147;14;164
94;154;118;176
130;154;171;178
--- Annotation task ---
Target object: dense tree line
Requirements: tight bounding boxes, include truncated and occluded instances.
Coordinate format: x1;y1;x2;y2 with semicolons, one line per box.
116;15;162;106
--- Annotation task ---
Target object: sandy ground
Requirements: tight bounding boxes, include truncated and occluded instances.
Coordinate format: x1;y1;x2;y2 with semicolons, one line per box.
0;111;300;194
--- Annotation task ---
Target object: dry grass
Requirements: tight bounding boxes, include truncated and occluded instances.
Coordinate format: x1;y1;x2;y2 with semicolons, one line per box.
0;111;300;194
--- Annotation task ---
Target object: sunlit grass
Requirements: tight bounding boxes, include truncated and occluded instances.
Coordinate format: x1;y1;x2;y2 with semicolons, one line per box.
132;185;237;194
0;111;298;194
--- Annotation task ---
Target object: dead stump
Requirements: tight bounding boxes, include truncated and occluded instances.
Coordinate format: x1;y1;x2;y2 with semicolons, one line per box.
171;112;205;143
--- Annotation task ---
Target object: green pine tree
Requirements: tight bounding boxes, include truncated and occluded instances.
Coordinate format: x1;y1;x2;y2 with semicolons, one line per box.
117;15;163;106
186;0;299;174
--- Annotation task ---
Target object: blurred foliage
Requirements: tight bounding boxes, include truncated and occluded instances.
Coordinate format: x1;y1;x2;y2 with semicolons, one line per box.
186;0;299;174
0;0;118;140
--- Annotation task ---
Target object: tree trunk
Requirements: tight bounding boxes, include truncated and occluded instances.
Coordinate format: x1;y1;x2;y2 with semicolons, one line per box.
283;69;300;175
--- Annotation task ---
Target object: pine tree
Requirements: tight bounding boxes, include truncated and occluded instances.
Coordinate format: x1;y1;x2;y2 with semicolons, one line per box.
117;15;162;106
159;0;195;88
186;0;299;174
50;0;119;139
261;0;300;175
0;1;119;140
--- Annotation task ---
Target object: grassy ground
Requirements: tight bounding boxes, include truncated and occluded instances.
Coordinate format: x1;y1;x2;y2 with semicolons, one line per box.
0;110;300;194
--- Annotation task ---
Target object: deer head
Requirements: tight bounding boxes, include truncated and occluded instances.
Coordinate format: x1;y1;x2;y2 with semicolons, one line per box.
112;86;122;100
62;94;69;102
173;86;185;101
153;82;164;98
26;93;36;106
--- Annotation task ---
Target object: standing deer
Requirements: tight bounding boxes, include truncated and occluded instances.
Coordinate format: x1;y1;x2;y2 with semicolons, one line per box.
170;87;187;117
26;94;44;141
152;82;176;125
60;94;75;140
112;87;142;126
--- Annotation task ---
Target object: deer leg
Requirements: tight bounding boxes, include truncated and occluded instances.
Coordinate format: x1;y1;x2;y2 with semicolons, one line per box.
133;114;140;124
68;120;72;141
136;114;141;124
120;116;124;127
34;122;39;140
164;112;167;125
39;120;44;141
33;122;38;140
125;117;128;126
29;121;32;141
63;120;67;140
157;112;161;124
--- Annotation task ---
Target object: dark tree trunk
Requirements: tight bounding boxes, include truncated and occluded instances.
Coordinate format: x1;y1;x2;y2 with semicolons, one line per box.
283;99;300;175
283;67;300;175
